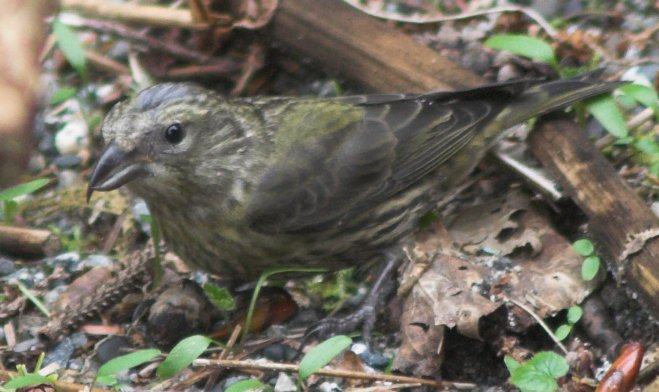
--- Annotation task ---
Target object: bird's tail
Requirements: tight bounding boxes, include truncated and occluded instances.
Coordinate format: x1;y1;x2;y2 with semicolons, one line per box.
496;72;627;129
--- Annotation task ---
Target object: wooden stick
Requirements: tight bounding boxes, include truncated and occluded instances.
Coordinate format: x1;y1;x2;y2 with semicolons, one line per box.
270;0;484;92
528;116;659;319
0;224;60;257
60;0;206;29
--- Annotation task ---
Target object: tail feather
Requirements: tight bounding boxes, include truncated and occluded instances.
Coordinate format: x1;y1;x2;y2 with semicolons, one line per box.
497;75;627;129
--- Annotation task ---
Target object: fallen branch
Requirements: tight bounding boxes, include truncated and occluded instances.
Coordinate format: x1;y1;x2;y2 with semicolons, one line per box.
0;224;60;257
529;115;659;320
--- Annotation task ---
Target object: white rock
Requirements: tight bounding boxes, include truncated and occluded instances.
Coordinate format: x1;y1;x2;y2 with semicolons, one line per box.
55;118;88;155
274;372;296;392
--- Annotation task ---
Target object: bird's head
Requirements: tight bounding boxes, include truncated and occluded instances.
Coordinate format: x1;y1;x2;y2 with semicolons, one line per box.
87;83;228;202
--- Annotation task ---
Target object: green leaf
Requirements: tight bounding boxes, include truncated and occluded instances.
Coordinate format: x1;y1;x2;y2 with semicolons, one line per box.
510;367;559;392
504;355;522;374
554;324;572;341
157;335;213;378
581;256;600;281
95;374;118;387
96;349;161;379
634;139;659;156
4;374;55;389
619;84;659;120
484;34;557;67
204;283;236;311
572;239;594;256
0;178;49;201
52;18;87;77
651;161;659;177
16;281;50;317
528;351;569;378
566;306;583;324
299;335;352;380
586;95;628;138
225;378;271;392
50;86;77;105
4;200;17;224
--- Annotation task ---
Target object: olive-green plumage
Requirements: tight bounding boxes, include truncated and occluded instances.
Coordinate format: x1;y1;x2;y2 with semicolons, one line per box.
88;75;622;281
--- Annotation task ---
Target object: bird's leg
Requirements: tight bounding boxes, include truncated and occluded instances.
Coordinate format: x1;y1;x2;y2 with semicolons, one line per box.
301;251;399;348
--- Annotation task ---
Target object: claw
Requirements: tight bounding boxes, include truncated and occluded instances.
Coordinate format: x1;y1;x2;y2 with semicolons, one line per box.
298;252;400;353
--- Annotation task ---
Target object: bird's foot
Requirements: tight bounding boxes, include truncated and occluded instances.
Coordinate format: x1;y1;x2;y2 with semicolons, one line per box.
299;252;399;350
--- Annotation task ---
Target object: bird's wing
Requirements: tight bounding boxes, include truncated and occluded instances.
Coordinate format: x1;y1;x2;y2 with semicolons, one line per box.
246;82;529;234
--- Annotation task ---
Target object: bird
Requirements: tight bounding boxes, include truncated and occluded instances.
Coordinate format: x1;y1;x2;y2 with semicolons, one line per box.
87;73;623;340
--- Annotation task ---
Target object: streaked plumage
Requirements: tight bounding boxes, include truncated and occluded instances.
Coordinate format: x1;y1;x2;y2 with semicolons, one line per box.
88;75;623;281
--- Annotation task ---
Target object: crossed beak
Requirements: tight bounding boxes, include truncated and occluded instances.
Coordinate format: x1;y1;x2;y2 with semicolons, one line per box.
86;143;146;202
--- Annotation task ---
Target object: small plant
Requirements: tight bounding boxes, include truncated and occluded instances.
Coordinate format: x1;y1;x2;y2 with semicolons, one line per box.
52;18;87;80
95;348;161;387
225;379;271;392
2;353;57;391
242;267;326;344
139;213;163;288
48;224;86;252
505;351;569;392
0;178;49;224
203;283;236;311
554;305;583;341
299;335;352;381
156;335;215;379
50;85;78;105
573;238;600;281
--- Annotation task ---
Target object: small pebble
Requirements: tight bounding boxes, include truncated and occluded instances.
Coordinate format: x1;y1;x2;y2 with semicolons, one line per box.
53;154;82;169
350;342;367;355
358;349;390;369
28;154;47;173
131;199;152;235
0;257;16;276
274;372;297;392
81;254;113;269
317;381;342;392
262;343;299;362
55;119;89;155
43;333;88;368
56;169;83;189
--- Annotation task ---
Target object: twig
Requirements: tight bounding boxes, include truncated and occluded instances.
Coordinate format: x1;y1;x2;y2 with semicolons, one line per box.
203;325;242;389
164;61;242;79
580;33;616;62
193;358;476;389
506;297;569;355
187;0;208;23
594;107;656;150
493;145;564;201
67;17;214;64
85;49;130;75
102;211;128;253
230;43;265;96
627;107;656;131
342;0;557;38
0;224;60;257
61;0;207;29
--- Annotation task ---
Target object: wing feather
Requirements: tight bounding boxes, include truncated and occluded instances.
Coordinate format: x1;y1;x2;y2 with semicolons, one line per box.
246;82;526;233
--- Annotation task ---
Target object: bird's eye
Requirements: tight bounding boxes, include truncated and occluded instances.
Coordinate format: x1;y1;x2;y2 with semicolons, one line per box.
164;123;184;144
